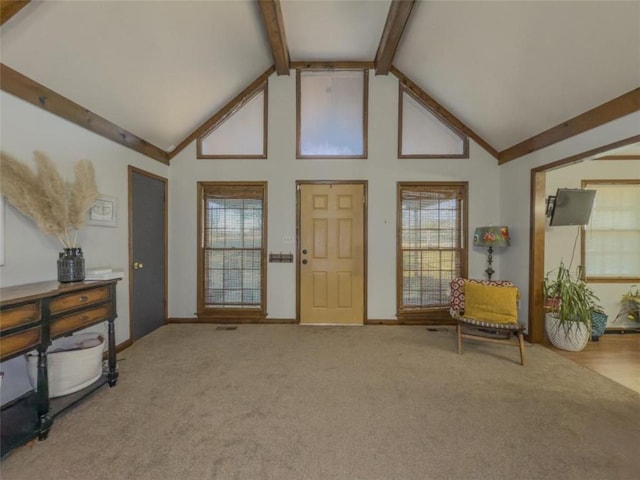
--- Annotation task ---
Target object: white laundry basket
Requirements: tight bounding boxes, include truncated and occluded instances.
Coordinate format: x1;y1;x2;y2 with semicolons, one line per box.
26;333;104;398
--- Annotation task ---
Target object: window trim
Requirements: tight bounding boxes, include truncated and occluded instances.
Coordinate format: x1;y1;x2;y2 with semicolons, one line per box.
296;68;369;159
580;178;640;283
397;84;469;159
396;181;468;323
197;181;268;321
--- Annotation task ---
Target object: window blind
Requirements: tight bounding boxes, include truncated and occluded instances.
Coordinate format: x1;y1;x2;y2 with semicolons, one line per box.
399;184;466;311
583;181;640;279
201;184;265;309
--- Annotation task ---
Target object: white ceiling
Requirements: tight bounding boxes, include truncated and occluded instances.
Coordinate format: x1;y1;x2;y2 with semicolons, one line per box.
395;1;640;152
1;0;639;157
283;0;391;61
1;0;272;151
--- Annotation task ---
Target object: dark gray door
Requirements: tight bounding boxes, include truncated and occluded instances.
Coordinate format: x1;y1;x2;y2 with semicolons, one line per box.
130;167;167;340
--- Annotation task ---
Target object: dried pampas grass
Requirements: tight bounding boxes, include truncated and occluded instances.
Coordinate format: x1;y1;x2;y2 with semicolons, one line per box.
33;151;70;245
0;151;98;248
69;160;98;229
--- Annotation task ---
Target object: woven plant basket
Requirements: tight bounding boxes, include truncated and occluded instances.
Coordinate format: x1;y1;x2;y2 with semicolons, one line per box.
545;314;590;352
591;312;608;341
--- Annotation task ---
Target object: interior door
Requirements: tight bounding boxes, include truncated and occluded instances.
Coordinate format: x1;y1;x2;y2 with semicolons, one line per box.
299;183;365;324
129;167;167;340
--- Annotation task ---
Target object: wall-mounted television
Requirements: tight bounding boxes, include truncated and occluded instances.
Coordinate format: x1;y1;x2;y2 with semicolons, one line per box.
547;188;596;226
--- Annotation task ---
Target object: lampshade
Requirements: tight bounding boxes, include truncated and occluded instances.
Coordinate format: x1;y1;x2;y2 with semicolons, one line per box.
473;226;510;247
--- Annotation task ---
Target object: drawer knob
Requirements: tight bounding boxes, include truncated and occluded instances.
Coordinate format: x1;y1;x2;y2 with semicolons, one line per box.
78;296;89;302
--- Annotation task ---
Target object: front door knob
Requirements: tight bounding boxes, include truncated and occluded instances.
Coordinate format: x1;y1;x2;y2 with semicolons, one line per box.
302;259;308;264
133;262;144;270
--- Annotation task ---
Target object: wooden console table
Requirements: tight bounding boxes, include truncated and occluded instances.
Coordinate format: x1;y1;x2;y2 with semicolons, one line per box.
0;279;119;457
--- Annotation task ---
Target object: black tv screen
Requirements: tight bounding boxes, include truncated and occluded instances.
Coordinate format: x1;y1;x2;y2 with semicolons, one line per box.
549;188;596;226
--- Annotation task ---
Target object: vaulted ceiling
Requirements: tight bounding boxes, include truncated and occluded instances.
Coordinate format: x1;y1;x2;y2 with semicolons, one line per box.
1;0;639;164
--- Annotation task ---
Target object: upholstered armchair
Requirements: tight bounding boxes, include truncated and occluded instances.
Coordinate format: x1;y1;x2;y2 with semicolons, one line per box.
449;278;526;366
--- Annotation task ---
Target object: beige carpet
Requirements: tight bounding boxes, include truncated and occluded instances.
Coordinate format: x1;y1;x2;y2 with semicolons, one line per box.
1;324;638;480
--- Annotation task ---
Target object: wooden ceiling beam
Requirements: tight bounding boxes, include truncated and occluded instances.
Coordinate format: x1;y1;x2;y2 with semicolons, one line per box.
0;0;30;26
257;0;290;76
499;88;640;164
531;134;640;172
391;66;499;159
374;0;415;76
169;65;276;160
291;61;375;70
0;64;170;164
593;155;640;161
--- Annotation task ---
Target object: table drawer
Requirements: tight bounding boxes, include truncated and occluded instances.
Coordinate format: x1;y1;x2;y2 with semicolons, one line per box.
0;303;41;332
50;304;112;338
0;326;41;361
49;287;110;315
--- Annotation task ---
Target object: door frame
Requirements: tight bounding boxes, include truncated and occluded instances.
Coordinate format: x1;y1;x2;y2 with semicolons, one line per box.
295;180;368;324
528;135;640;343
128;166;169;342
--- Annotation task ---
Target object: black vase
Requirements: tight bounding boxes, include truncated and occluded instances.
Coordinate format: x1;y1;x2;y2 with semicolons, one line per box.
57;247;85;283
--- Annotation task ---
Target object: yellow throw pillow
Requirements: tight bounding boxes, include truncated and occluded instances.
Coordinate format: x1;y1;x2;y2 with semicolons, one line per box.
464;282;518;324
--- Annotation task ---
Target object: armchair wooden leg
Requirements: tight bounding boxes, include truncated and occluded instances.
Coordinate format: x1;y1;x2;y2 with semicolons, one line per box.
517;331;525;366
457;323;462;355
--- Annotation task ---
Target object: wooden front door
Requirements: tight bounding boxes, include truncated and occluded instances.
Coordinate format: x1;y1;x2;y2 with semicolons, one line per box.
299;182;366;325
129;167;167;340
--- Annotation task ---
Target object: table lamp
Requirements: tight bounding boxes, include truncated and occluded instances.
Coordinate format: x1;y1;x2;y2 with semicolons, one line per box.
473;226;510;280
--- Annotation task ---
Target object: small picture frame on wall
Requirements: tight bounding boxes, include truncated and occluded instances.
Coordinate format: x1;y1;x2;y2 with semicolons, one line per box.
87;194;118;227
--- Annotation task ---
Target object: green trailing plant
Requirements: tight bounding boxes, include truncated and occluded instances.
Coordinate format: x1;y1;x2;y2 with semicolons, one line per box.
618;285;640;323
0;151;98;248
543;261;603;335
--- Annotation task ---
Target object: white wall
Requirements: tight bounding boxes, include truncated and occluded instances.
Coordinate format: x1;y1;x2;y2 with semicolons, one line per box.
499;111;640;329
169;72;504;321
6;70;633;402
545;159;640;328
0;91;169;403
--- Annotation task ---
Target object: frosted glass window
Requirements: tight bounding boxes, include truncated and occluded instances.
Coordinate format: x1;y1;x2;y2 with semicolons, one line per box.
583;181;640;280
399;86;468;158
198;87;267;159
297;70;367;158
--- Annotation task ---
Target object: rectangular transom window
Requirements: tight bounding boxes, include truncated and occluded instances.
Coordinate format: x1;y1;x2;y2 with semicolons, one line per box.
198;182;267;320
397;182;468;322
581;180;640;281
296;69;368;158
